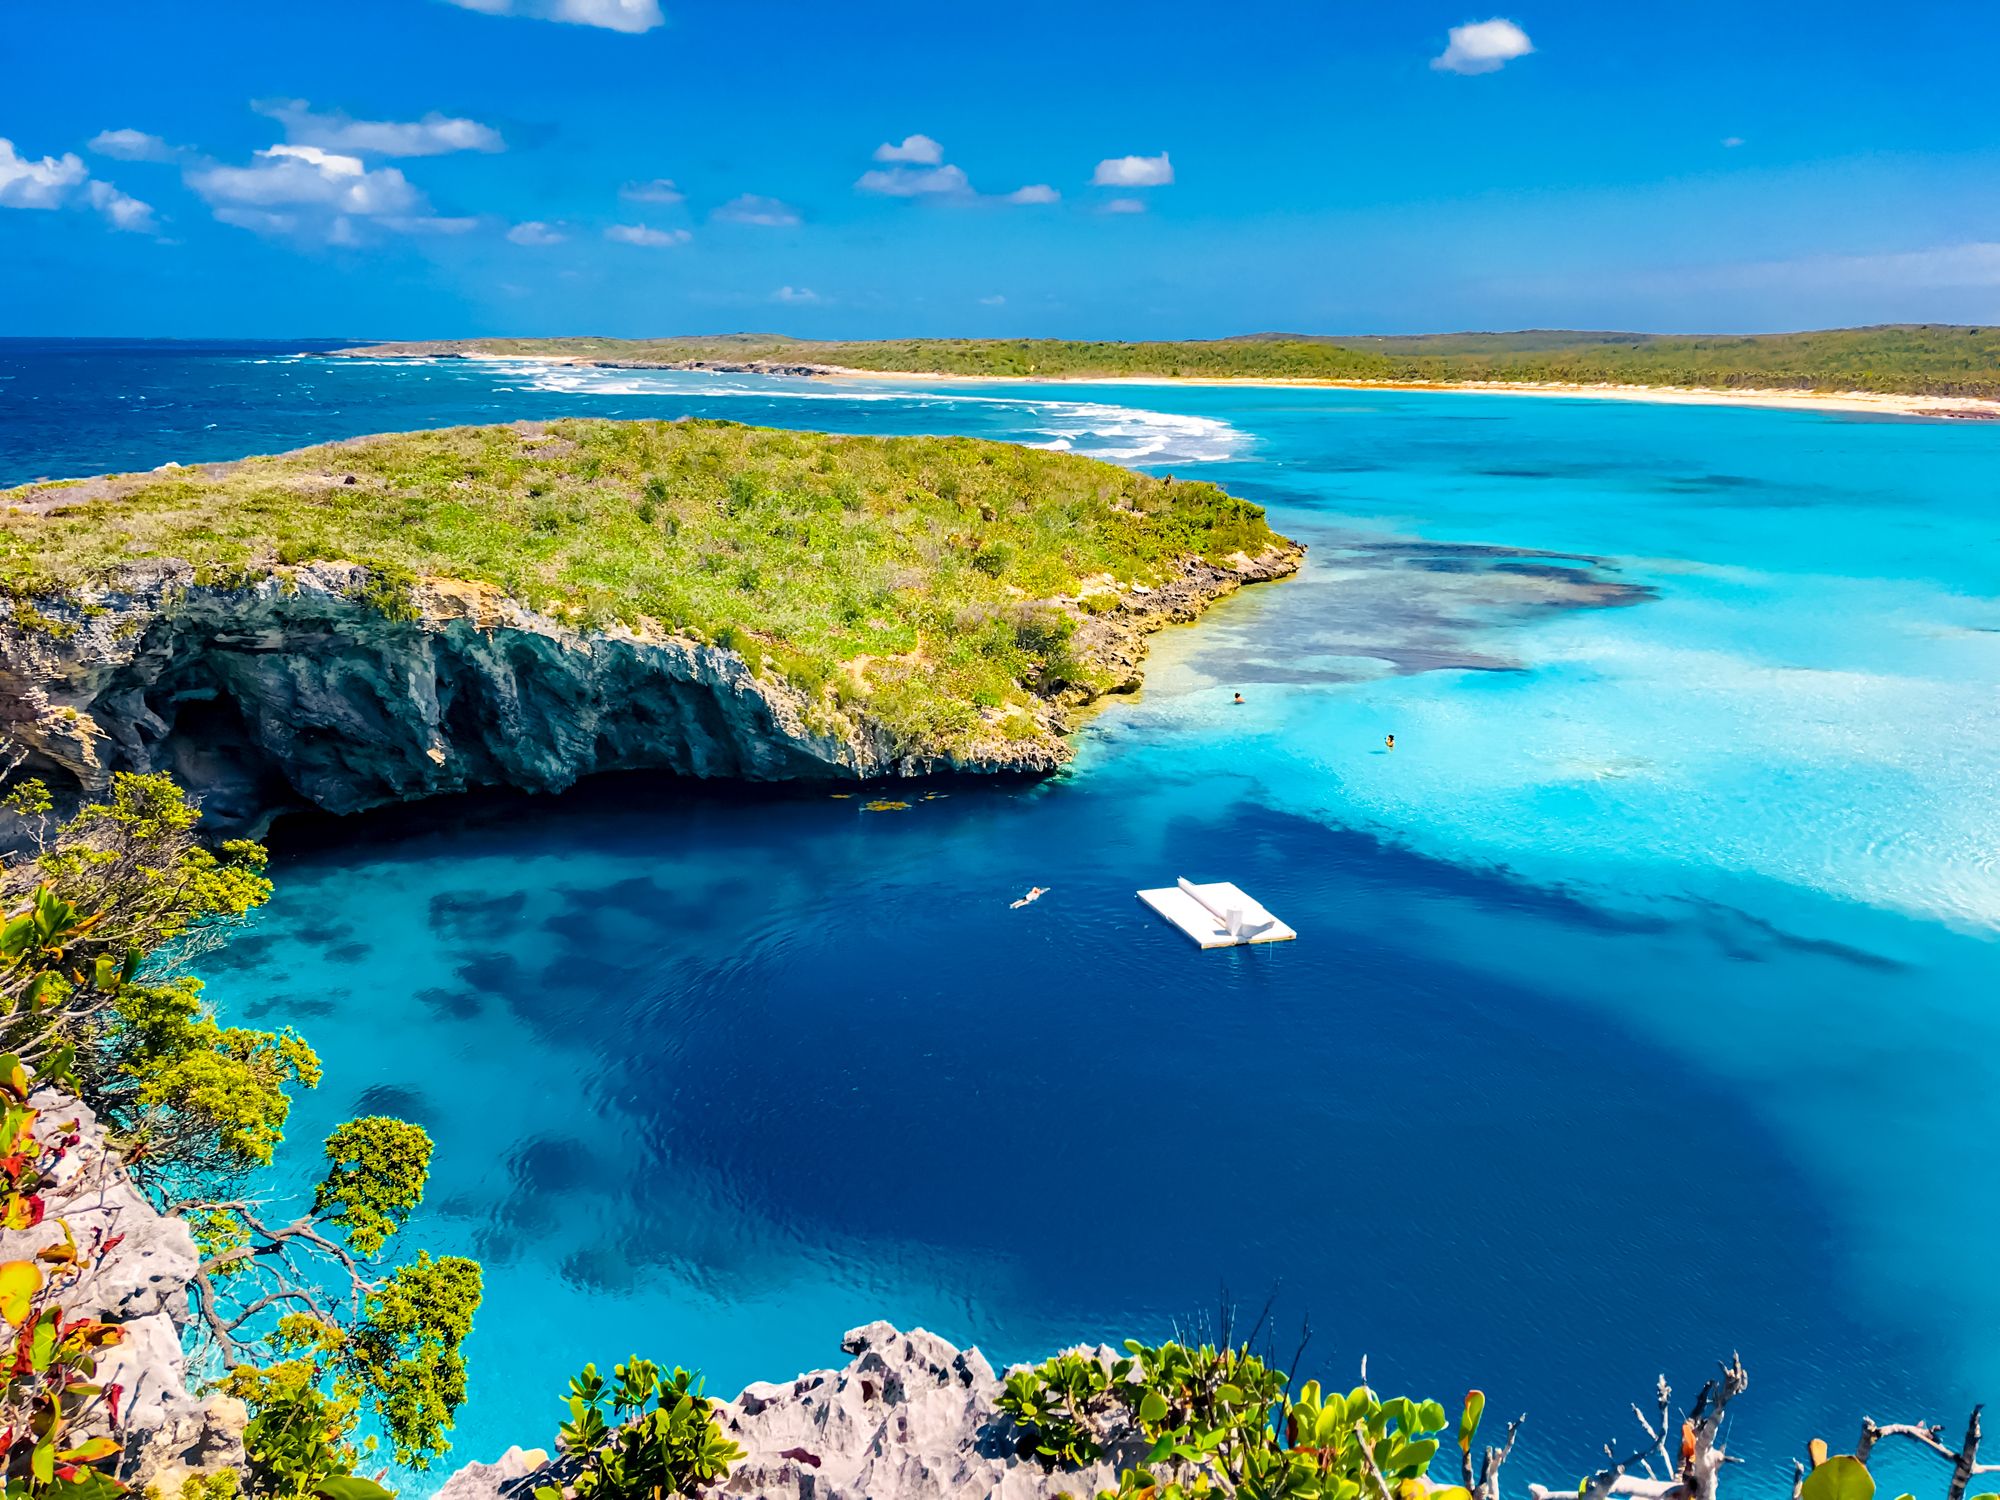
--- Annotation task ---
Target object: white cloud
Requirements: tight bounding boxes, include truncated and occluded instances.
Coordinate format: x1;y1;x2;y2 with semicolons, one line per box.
621;177;683;204
440;0;664;31
189;143;475;244
1092;152;1173;188
86;179;158;232
772;285;820;303
855;163;971;197
88;128;177;163
712;193;799;226
1103;197;1147;214
1004;183;1059;205
874;133;943;165
1432;18;1533;75
978;294;1006;306
253;99;504;156
0;136;157;234
508;219;567;245
1721;136;1746;149
190;144;423;216
0;138;88;208
606;223;691;245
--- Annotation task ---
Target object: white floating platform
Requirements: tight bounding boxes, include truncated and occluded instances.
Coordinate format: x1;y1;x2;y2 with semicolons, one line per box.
1138;878;1296;949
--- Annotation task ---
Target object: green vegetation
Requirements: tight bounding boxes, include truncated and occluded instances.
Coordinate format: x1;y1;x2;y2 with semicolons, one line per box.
998;1338;1467;1500
0;419;1287;753
358;325;2000;397
0;774;482;1500
534;1361;742;1500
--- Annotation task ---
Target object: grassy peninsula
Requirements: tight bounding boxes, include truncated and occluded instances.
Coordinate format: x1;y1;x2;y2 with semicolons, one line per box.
343;324;2000;400
0;418;1290;751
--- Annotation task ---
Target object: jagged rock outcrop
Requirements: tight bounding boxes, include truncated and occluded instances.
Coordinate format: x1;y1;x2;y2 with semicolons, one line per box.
0;544;1299;836
439;1322;1148;1500
0;1094;246;1491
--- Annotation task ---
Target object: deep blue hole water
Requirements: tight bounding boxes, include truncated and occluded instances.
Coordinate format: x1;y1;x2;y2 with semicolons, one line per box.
4;341;1997;1497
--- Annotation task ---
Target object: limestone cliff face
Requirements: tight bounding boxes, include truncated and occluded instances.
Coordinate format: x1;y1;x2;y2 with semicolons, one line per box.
439;1322;1148;1500
0;546;1298;834
0;1094;246;1492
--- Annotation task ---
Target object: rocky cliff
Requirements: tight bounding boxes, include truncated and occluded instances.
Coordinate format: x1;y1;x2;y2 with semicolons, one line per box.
438;1322;1147;1500
0;545;1297;835
0;1094;245;1492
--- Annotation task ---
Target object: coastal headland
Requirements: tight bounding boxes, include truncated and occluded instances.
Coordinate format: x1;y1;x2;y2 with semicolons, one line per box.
332;326;2000;420
0;418;1299;831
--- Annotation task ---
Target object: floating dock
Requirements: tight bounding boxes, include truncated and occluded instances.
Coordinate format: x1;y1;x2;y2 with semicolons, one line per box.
1138;878;1296;949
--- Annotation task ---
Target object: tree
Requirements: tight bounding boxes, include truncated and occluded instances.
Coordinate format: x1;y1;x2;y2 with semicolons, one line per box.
2;771;484;1498
185;1117;482;1492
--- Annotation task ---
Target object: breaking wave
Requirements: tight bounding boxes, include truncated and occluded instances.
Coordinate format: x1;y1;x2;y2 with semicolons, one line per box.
488;360;1249;467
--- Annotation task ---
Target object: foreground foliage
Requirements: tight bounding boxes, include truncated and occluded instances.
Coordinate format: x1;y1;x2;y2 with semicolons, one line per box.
999;1338;1472;1500
348;326;2000;398
0;419;1287;752
535;1361;742;1500
0;1055;131;1500
1;774;483;1499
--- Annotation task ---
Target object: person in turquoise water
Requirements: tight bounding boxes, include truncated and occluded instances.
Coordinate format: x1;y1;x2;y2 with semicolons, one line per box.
1385;733;1395;751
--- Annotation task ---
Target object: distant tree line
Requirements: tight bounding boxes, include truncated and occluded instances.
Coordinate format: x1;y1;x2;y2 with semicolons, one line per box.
405;325;2000;398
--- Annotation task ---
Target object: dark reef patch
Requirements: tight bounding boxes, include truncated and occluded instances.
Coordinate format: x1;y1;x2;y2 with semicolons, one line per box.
428;889;529;941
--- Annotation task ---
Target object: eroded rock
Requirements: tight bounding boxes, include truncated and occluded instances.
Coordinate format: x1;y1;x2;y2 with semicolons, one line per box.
0;1094;244;1490
0;545;1299;836
440;1321;1147;1500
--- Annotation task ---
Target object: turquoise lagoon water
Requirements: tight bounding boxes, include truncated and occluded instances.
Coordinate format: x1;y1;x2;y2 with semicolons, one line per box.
4;342;1998;1493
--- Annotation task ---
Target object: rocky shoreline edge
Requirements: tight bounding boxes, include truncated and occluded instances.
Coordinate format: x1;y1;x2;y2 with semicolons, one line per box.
439;1322;1142;1500
0;541;1300;835
9;1097;1119;1500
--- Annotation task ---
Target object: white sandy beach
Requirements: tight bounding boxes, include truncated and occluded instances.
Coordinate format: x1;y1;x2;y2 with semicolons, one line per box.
395;351;2000;422
820;367;2000;421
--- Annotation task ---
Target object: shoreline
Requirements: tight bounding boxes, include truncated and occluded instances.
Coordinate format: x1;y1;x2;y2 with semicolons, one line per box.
826;368;2000;419
336;350;2000;421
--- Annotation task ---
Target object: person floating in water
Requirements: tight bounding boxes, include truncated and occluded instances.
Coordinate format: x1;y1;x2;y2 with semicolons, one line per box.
1384;733;1396;751
1010;886;1049;909
1233;692;1244;704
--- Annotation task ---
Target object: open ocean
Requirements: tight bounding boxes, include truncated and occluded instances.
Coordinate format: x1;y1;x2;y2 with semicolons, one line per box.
4;338;1997;1495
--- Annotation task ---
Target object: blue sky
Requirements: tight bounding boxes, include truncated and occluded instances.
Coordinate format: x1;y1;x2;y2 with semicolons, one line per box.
3;0;1996;338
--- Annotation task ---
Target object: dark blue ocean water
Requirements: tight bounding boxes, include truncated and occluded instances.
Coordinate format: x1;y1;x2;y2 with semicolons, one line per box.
5;341;1998;1496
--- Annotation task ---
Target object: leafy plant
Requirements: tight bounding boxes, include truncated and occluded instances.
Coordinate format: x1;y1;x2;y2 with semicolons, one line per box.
1117;1340;1291;1495
999;1352;1130;1466
998;1333;1463;1500
1276;1381;1452;1500
534;1360;742;1500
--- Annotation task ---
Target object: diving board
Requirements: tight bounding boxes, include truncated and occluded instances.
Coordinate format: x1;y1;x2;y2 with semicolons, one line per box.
1138;877;1296;949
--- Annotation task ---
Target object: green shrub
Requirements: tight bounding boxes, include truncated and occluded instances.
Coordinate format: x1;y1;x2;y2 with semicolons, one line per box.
536;1360;742;1500
999;1352;1129;1466
970;541;1013;578
996;1335;1469;1500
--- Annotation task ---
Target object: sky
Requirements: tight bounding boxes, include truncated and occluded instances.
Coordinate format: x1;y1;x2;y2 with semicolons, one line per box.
3;0;1997;339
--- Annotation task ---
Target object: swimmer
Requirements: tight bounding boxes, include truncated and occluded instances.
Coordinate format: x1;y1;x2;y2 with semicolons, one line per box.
1010;886;1049;909
1385;734;1395;751
1232;692;1244;704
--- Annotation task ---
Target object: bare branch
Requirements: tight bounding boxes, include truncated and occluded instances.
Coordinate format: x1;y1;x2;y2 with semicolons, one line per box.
1354;1421;1398;1500
1473;1415;1527;1500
